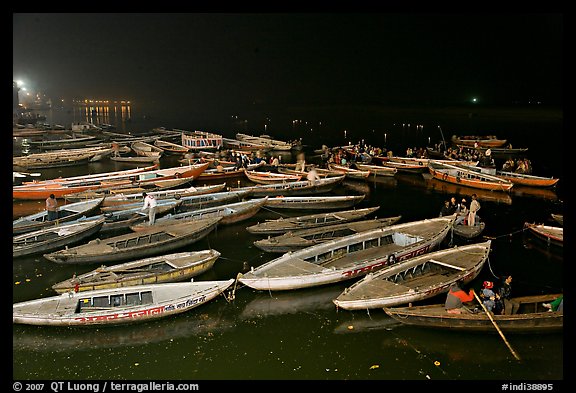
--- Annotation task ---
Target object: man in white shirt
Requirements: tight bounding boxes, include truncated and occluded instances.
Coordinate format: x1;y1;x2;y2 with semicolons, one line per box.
141;192;158;225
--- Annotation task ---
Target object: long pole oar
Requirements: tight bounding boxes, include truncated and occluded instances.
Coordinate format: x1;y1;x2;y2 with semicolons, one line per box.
473;291;521;361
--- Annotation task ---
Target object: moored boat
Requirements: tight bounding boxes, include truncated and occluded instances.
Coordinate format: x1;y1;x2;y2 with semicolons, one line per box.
264;195;365;210
233;175;345;197
551;214;563;226
254;215;402;252
238;215;455;291
51;249;221;293
97;183;226;207
523;223;563;248
13;197;105;235
13;217;106;258
43;217;222;264
154;139;189;155
333;241;491;310
246;206;381;235
495;171;559;188
244;170;302;184
328;163;371;179
13;279;234;326
428;160;513;192
130;198;268;231
131;141;164;158
452;221;486;239
451;135;508;148
383;293;563;333
355;163;397;177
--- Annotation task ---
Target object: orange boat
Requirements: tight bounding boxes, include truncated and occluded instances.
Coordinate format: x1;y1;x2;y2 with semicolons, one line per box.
428;161;513;192
496;171;559;188
451;135;508;148
13;163;209;200
244;170;301;184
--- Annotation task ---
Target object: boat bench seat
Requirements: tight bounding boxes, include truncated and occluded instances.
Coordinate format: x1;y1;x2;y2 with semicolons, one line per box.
321;243;405;269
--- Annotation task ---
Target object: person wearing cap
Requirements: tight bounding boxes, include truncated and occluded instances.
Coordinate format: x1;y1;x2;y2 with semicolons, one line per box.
445;281;475;314
481;281;500;312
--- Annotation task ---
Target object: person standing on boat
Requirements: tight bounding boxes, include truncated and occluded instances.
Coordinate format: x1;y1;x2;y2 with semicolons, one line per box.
467;194;480;226
445;281;475;314
141;192;157;226
45;193;59;221
497;275;520;315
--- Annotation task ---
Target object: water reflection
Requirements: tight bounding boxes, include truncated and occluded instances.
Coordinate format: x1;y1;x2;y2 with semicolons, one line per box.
401;173;514;205
13;308;235;352
72;100;132;131
239;284;347;320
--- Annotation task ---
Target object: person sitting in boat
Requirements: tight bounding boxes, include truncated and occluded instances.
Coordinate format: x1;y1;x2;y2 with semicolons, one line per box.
439;200;452;217
515;159;527;174
306;168;320;184
502;158;516;172
480;281;500;313
445;281;475;314
454;197;468;225
481;149;495;167
543;295;563;312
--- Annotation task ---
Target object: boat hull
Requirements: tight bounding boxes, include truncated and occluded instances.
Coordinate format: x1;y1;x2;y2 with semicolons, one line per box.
13;280;234;326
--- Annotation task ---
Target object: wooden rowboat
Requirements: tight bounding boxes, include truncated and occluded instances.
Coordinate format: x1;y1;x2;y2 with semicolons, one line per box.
551;214;563;226
13;197;105;235
131;141;164;158
154;139;189;155
246;206;381;235
238;216;455;291
43;217;222;264
428;160;514;192
452;221;486;239
383;293;563;333
130;198;268;231
13;279;234;327
333;241;491;310
328;163;371;179
89;183;226;207
110;155;160;164
524;223;563;248
13;217;106;258
264;195;365;210
495;171;559;188
253;215;402;252
355;163;397;177
76;200;183;233
244;170;302;184
51;249;221;293
451;135;508;148
232;175;345;197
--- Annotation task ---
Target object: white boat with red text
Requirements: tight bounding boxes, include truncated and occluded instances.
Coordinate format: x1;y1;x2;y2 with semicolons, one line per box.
13;279;234;326
238;216;455;291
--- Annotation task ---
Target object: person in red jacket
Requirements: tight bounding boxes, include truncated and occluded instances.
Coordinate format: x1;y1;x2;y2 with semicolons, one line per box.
445;280;475;314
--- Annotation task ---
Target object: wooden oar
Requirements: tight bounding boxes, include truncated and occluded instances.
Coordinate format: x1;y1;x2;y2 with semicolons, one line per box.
473;291;521;361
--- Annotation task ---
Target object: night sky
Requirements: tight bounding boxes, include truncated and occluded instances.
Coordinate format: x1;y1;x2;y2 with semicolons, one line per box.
13;13;563;110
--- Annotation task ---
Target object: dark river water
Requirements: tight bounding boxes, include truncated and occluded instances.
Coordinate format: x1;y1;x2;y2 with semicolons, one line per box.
12;104;564;383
